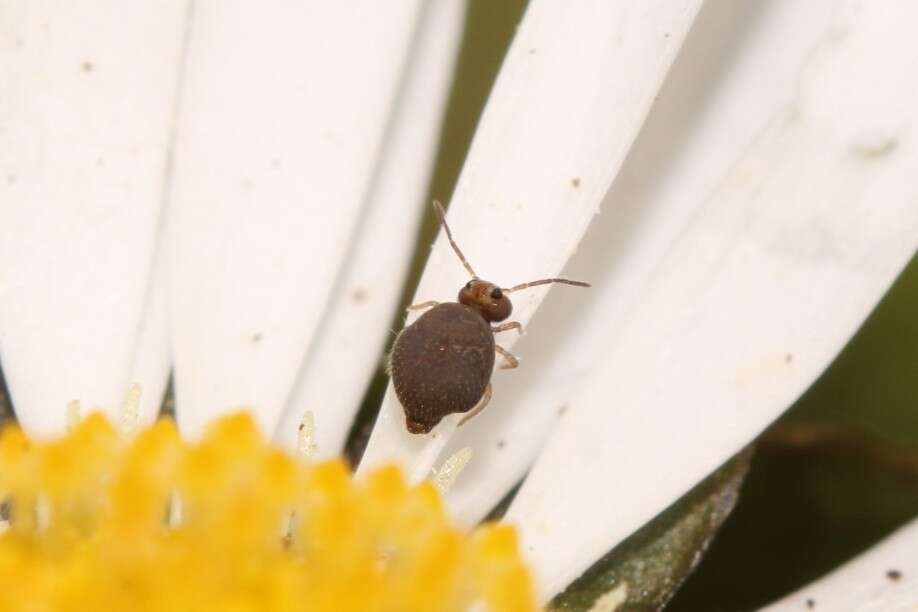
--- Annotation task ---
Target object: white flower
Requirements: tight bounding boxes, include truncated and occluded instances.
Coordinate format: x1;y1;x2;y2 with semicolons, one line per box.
1;1;917;609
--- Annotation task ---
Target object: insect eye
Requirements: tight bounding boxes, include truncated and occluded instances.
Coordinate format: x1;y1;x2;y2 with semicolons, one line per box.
465;281;473;290
490;288;503;300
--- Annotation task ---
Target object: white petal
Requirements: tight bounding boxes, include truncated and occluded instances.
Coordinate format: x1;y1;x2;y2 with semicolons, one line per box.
506;3;918;601
126;256;172;426
273;0;467;457
0;2;188;435
442;0;842;524
357;0;703;482
167;2;423;438
758;519;918;611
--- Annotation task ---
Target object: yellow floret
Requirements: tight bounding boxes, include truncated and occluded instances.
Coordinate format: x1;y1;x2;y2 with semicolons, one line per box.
0;412;536;612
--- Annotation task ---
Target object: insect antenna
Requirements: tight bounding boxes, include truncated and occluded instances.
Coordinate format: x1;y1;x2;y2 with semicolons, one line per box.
433;200;478;279
503;278;591;293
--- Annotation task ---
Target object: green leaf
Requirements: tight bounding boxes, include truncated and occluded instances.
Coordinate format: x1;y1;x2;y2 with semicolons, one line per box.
550;448;753;612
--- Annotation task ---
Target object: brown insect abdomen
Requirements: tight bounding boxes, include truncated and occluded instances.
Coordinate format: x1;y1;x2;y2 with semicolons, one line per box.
391;302;495;434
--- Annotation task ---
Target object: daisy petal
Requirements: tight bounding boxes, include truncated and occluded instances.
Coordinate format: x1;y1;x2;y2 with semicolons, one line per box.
550;448;752;610
442;0;845;524
758;518;918;611
0;2;188;435
506;3;918;601
167;2;424;438
273;0;467;457
358;0;704;481
126;258;172;425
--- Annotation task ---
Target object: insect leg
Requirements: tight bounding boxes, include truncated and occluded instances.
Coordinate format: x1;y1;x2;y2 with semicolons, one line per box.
406;300;439;312
495;345;519;369
491;321;522;335
457;383;492;427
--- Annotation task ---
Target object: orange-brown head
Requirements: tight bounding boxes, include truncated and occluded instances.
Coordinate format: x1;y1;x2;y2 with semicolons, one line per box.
458;279;512;322
433;200;590;322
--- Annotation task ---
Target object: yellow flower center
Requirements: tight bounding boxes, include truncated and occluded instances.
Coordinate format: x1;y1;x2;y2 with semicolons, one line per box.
0;412;535;611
